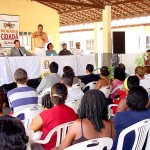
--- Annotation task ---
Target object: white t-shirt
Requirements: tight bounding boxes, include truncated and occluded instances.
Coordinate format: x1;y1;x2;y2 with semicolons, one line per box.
144;74;150;81
140;79;150;94
71;48;84;55
65;87;84;102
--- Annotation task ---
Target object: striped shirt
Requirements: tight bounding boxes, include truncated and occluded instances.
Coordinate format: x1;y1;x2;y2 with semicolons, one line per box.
7;85;38;113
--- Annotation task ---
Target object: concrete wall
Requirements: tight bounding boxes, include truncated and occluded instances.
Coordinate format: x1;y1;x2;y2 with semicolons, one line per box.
0;0;59;51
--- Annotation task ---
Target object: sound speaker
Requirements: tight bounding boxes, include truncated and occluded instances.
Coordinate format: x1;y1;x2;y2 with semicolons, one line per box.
113;32;125;54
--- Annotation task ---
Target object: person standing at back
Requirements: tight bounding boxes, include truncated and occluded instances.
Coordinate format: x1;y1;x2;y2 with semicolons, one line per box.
7;68;38;113
36;62;61;94
59;43;71;56
32;24;48;56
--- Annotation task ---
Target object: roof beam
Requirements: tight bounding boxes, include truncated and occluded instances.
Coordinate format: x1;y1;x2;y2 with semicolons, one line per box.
87;0;104;6
112;0;141;5
34;0;104;9
59;7;93;14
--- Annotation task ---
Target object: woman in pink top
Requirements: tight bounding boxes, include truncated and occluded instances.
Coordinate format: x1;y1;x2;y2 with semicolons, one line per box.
30;83;77;150
112;67;126;89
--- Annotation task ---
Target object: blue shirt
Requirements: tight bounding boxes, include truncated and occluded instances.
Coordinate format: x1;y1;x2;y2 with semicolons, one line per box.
46;50;57;56
7;85;38;113
112;109;150;150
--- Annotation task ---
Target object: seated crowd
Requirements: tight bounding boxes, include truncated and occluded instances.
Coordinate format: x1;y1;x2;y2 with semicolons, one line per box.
1;61;150;150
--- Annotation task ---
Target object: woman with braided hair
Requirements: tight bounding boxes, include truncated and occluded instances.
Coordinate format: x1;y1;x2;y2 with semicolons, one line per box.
52;89;115;150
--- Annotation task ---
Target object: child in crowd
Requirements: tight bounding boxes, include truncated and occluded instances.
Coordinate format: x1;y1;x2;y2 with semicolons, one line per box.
42;94;53;110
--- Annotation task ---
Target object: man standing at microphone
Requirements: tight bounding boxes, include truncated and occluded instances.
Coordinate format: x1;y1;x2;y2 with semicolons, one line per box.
32;24;48;56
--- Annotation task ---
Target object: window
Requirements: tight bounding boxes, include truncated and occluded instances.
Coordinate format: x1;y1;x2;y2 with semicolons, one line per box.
69;41;74;50
19;32;31;50
86;39;94;52
146;36;150;49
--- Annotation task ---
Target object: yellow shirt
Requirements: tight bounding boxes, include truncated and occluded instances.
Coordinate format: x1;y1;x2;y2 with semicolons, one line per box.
32;31;48;48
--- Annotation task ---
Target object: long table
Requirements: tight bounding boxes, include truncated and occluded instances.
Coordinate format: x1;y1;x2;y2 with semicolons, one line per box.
0;55;96;85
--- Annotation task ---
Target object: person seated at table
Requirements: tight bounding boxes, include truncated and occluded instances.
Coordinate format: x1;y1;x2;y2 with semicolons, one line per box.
30;83;77;150
63;66;79;84
42;94;53;110
0;88;6;116
71;42;84;55
0;115;28;150
10;40;32;56
46;43;57;56
36;62;61;94
52;90;114;150
81;64;100;85
112;86;150;150
62;73;84;103
59;43;72;56
96;66;112;98
7;68;38;113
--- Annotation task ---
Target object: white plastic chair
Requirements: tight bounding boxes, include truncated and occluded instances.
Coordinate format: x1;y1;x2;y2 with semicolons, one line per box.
31;121;73;147
117;119;150;150
145;128;150;150
82;81;97;91
107;104;118;119
72;83;81;89
38;87;51;105
65;99;81;113
64;137;113;150
110;84;123;95
13;105;44;128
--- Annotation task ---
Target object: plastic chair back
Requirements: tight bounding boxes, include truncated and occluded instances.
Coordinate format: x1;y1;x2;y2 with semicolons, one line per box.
107;104;118;119
82;81;97;91
72;83;81;89
13;105;44;128
64;137;113;150
117;119;150;150
32;121;73;147
65;99;81;113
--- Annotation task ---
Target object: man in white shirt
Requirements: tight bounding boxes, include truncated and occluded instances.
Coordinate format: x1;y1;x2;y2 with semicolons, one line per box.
72;42;84;55
62;72;84;103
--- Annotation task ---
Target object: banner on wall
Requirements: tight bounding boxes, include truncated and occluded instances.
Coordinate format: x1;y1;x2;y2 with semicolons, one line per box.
0;14;19;47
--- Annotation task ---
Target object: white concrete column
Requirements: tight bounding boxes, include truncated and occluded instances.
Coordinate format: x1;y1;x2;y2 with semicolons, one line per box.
94;22;100;69
102;5;112;66
139;26;146;52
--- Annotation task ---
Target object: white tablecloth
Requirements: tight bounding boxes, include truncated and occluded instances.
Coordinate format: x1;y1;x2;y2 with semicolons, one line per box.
0;55;96;84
